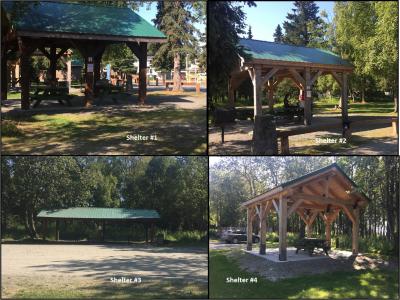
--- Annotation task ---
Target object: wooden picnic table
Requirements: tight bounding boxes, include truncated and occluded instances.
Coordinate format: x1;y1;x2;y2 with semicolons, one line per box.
31;85;71;108
294;238;330;256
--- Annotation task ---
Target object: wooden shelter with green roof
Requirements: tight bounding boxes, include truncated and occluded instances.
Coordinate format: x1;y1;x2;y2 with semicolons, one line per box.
2;1;166;109
37;207;160;243
240;163;369;261
229;38;354;126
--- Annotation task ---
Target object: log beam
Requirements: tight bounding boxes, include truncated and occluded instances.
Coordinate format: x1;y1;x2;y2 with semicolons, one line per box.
247;207;253;251
304;67;312;125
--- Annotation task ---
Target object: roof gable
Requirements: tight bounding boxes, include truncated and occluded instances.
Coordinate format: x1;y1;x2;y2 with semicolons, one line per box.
240;38;352;67
2;1;166;39
37;207;160;220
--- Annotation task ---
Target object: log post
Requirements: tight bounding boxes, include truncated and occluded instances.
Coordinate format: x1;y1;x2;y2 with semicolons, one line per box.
1;46;7;100
259;203;267;255
304;68;312;125
19;38;33;110
268;83;274;112
127;42;148;104
48;46;57;87
252;67;262;117
43;219;47;240
102;220;105;241
55;220;59;241
145;224;149;243
325;220;331;246
341;72;349;123
352;207;360;254
278;195;287;261
246;207;253;251
66;56;72;90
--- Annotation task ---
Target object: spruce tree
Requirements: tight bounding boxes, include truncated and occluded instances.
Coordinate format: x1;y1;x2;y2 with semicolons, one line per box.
283;1;322;46
273;24;284;43
247;25;253;39
151;1;200;91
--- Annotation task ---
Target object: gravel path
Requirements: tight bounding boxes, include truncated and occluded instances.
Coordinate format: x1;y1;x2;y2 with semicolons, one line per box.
2;244;207;296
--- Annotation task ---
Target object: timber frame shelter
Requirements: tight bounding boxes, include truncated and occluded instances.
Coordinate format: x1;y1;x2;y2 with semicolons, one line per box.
37;207;160;243
240;163;369;261
1;1;167;109
229;38;354;125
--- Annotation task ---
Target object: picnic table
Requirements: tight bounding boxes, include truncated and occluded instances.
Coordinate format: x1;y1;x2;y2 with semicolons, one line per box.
294;238;330;256
31;85;71;108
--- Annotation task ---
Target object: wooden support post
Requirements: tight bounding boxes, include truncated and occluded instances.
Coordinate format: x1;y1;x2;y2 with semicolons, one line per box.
280;136;289;155
352;207;360;254
325;220;331;246
251;67;262;117
127;42;148;104
55;220;59;241
306;222;313;238
150;223;155;243
268;82;274;112
48;46;57;86
102;220;105;241
19;38;33;110
304;67;312;125
145;224;149;243
66;57;71;90
246;207;253;251
341;72;349;123
278;195;287;261
259;203;267;255
1;47;7;100
43;220;47;240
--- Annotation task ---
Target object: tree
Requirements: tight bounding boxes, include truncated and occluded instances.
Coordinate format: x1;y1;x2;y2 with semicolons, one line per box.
283;1;323;46
151;1;201;91
273;24;284;43
247;25;253;39
208;1;256;103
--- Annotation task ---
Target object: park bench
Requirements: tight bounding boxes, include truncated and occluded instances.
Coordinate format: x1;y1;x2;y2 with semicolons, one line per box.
294;238;330;256
165;80;201;93
31;85;72;108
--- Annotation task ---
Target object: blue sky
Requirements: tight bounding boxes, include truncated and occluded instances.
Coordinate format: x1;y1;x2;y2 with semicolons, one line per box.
242;1;335;41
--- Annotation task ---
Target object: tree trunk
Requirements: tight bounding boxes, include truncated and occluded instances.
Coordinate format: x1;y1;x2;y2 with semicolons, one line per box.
361;78;365;104
173;52;181;91
1;47;8;100
28;210;38;239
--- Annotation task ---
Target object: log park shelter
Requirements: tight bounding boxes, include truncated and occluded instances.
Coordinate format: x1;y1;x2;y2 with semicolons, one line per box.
240;163;369;261
37;207;160;243
229;38;354;125
1;1;166;109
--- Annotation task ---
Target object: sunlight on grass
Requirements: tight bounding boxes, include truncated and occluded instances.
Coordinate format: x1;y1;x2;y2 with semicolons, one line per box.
210;250;398;299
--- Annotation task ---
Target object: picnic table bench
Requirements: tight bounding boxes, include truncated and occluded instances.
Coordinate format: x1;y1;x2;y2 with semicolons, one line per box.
294;238;330;256
30;85;72;108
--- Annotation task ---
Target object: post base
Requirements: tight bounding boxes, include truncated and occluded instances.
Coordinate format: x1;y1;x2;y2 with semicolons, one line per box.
259;244;266;255
279;252;287;261
246;243;252;251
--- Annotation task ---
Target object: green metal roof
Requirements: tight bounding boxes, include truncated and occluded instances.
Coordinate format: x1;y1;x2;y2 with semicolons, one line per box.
2;1;166;39
240;38;352;67
37;207;160;220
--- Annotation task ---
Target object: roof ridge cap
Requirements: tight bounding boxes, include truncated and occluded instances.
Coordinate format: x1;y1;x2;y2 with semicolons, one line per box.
39;1;132;10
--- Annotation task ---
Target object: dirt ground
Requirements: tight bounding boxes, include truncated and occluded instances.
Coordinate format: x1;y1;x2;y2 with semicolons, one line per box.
2;244;208;298
209;116;398;155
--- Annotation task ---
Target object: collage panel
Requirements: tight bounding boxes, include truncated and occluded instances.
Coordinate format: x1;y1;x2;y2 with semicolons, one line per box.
209;156;399;299
208;1;398;155
1;156;208;299
1;1;207;155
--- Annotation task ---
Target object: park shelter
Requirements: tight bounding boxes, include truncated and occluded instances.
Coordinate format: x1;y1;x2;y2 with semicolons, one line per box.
37;207;160;243
240;163;369;261
1;1;166;109
229;38;354;125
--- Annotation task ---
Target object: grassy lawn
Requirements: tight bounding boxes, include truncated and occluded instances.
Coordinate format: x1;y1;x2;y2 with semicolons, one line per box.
2;107;206;155
9;278;207;299
210;250;398;299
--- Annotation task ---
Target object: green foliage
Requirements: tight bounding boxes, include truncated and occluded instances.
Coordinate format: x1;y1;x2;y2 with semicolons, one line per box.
102;44;137;74
247;25;253;39
208;1;256;103
2;157;208;240
210;250;398;299
273;24;284;43
283;1;324;46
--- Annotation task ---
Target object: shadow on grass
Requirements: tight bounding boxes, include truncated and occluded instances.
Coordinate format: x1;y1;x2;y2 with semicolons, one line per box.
2;106;207;155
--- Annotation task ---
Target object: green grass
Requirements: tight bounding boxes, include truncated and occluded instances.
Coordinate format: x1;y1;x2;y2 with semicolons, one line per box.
2;107;206;155
210;250;398;299
11;278;207;299
160;230;207;247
